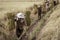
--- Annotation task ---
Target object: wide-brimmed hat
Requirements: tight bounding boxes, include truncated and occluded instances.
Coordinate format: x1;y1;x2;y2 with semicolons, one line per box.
16;12;25;18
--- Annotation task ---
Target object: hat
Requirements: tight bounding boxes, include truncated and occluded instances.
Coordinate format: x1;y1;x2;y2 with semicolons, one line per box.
16;12;25;18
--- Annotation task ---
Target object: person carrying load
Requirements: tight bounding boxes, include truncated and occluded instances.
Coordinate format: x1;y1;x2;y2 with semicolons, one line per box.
45;0;50;11
53;0;59;6
37;5;42;20
15;12;25;38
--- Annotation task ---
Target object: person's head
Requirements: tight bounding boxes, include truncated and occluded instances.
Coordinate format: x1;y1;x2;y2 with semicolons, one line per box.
16;12;25;20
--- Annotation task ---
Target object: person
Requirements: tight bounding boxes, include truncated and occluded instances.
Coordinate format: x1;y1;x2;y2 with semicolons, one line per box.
37;5;42;20
46;0;50;3
15;12;25;38
53;0;57;6
45;0;50;11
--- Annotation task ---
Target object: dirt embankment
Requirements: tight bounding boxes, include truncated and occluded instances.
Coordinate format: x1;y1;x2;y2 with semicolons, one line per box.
36;4;60;40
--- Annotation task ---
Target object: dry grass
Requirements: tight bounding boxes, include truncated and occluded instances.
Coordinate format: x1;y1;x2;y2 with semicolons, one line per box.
0;1;60;40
